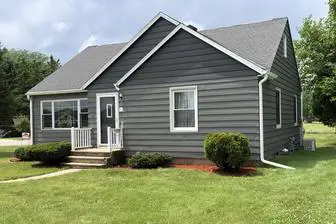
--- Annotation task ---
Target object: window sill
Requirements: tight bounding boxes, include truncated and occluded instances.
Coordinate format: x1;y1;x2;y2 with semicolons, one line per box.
170;128;198;133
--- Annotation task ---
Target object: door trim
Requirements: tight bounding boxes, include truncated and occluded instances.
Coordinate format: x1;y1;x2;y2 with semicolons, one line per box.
96;92;119;146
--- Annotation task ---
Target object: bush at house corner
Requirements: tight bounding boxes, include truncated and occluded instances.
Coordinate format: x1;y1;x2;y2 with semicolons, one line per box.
204;132;250;172
14;142;71;164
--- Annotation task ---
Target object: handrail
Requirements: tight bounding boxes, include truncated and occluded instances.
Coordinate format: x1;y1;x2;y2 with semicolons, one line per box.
107;123;123;152
71;127;92;150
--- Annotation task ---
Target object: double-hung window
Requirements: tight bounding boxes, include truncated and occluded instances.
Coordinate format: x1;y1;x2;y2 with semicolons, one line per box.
41;99;88;129
275;88;282;129
293;95;298;126
170;86;198;132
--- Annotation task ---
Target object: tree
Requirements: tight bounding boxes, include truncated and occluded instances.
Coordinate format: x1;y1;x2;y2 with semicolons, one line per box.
295;0;336;126
0;43;61;131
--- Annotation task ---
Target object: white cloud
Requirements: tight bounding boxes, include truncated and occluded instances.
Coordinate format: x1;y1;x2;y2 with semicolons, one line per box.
53;22;71;32
38;37;54;49
78;34;100;52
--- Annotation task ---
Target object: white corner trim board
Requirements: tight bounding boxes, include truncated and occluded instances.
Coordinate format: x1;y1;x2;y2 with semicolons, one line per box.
116;23;267;87
80;12;180;90
259;74;295;170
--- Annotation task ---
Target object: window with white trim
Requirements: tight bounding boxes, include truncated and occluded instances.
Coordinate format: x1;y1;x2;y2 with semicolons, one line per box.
41;101;52;129
80;99;88;128
170;86;198;132
41;99;88;129
106;104;113;118
276;88;282;129
293;95;298;126
283;35;287;58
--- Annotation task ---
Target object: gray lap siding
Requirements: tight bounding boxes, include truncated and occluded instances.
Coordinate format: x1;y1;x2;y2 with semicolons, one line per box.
32;93;87;144
262;23;301;157
119;29;260;159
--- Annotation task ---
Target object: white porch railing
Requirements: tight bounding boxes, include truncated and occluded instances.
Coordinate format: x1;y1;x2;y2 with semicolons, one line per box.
71;127;92;150
107;123;123;152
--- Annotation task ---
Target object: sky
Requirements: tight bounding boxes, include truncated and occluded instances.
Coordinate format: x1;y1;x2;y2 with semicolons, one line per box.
0;0;329;63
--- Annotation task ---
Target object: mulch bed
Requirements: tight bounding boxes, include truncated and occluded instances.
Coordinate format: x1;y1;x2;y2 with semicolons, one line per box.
172;164;258;176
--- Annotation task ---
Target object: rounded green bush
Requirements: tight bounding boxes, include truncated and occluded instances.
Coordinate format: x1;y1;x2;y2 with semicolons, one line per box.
14;142;71;164
204;132;250;171
128;152;172;169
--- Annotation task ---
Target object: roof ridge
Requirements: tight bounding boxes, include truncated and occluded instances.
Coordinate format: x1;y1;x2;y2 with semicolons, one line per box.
200;17;288;32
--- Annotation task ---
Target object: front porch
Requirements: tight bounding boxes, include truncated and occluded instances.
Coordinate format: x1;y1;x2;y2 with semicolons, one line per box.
65;126;123;168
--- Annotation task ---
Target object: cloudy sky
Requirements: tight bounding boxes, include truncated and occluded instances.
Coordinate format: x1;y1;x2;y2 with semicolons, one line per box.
0;0;329;63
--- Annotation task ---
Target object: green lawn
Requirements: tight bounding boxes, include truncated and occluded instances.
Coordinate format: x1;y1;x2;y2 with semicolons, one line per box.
0;146;62;181
303;122;335;134
0;125;335;223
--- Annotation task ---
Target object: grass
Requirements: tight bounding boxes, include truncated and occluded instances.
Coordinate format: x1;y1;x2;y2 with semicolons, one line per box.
303;122;335;134
0;123;335;223
0;146;61;181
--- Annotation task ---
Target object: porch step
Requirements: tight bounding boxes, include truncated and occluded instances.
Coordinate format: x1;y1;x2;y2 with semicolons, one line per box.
67;156;109;164
70;151;110;157
62;162;106;169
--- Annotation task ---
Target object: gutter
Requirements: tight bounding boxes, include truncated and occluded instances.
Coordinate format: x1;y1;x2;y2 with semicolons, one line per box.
258;73;295;170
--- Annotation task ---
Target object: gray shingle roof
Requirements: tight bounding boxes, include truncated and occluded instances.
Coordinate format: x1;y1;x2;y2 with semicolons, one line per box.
27;17;287;94
200;17;287;70
28;42;126;93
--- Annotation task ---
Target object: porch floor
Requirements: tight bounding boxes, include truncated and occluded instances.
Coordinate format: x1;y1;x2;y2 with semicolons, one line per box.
74;147;121;153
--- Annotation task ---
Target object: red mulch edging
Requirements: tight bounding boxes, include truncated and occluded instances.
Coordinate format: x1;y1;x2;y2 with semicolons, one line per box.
172;164;257;176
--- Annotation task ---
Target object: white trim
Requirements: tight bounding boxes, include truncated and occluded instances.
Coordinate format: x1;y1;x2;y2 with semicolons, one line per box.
27;89;87;96
283;35;287;58
96;92;119;146
40;98;88;130
106;104;113;118
259;74;295;169
29;98;33;145
275;87;282;129
169;85;198;133
294;94;298;126
80;12;180;90
116;23;267;87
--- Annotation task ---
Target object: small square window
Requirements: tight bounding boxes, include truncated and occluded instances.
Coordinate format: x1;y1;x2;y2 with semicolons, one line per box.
276;88;282;129
283;35;287;58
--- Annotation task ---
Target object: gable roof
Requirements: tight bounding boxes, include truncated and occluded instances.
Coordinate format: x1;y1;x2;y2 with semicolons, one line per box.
27;42;126;94
199;17;288;70
116;23;268;86
27;14;288;95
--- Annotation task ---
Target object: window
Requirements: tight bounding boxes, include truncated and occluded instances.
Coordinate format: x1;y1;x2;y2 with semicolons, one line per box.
80;99;88;128
276;88;282;129
41;101;52;129
170;86;198;132
106;104;113;118
41;99;88;129
293;95;298;126
283;35;287;58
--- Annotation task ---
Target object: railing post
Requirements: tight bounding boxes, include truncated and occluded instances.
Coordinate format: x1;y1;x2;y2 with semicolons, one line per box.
107;126;111;152
71;127;75;151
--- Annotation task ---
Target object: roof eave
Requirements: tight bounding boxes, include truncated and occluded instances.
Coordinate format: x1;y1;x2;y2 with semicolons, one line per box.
26;89;88;96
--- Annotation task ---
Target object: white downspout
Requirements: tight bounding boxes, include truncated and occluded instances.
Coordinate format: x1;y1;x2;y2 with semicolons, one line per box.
259;74;295;170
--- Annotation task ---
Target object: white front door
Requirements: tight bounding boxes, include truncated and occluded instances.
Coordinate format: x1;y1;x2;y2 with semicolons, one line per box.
96;93;119;146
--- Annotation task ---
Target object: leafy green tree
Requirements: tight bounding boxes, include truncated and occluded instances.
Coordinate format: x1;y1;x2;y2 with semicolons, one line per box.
295;0;336;126
0;43;61;131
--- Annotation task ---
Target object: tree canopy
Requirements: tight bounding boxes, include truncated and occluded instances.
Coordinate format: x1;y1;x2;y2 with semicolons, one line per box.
295;0;336;126
0;43;61;130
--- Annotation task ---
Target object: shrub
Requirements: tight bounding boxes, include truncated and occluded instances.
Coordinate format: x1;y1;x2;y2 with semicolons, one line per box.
13;115;30;133
128;152;172;169
204;132;250;171
14;142;71;164
14;147;28;160
109;150;125;166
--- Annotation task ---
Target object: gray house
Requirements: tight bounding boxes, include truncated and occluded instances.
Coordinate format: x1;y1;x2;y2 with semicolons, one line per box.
27;12;302;167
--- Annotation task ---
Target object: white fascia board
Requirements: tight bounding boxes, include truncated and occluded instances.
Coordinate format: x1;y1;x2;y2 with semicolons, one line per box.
26;89;87;96
80;12;180;90
116;23;267;86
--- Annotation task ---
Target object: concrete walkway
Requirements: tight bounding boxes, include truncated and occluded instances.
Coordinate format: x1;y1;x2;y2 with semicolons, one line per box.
0;139;29;146
0;169;81;184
